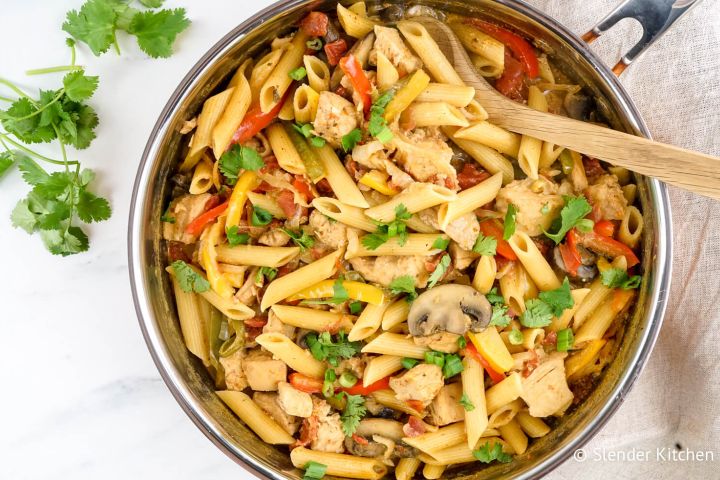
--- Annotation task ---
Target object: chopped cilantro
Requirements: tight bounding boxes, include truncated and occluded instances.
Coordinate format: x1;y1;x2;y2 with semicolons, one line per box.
432;236;450;250
341;128;362;152
160;206;175;223
226;225;249;246
283;228;315;251
473;441;512;464
389;275;417;301
427;254;451;288
339;392;366;436
601;268;642;290
361;203;412;250
459;393;475;411
306;331;362;367
489;304;511;327
520;298;554;328
368;90;394;142
219;145;264;185
538;277;574;317
503;203;517;240
171;260;209;293
255;266;278;283
251;206;273;226
543;195;594;244
349;301;363;315
472;233;497;256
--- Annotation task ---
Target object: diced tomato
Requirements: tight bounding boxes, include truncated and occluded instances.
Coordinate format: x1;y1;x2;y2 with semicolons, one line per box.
543;330;558;346
424;252;444;272
167;241;191;263
457;163;491;190
464;343;506;384
522;349;540;378
558;242;581;277
479;219;518;260
289;372;324;393
495;51;526;101
402;416;426;437
315;178;333;195
351;434;369;445
583;156;605;180
244;317;267;328
594;219;616;238
260;155;279;174
324;39;348;66
293;176;314;202
299;11;329;37
277;189;297;218
340;376;391;395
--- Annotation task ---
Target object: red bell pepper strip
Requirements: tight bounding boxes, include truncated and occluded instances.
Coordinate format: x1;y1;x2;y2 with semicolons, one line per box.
559;228;583;276
340;376;391;396
231;91;289;145
494;50;526;101
465;19;539;78
464;343;506;384
289;372;324;393
479;219;518;261
184;201;229;236
594;219;616;238
339;54;372;116
293;176;314;203
582;231;640;267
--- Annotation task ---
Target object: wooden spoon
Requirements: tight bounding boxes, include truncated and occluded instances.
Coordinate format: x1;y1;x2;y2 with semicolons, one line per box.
413;16;720;200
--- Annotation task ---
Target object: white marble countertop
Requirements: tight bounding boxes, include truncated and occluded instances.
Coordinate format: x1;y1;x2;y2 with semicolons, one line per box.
1;1;718;480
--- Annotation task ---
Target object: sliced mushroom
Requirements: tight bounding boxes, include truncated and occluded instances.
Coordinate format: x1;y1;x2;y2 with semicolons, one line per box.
344;435;388;457
355;418;405;441
408;284;491;337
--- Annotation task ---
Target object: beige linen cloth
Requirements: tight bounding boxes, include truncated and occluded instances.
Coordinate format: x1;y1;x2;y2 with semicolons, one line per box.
521;0;720;478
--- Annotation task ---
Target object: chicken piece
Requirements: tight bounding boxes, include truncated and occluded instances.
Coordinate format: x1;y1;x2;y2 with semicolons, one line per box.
263;309;296;340
417;208;479;251
390;128;457;188
309;209;351;249
241;349;287;391
310;398;345;453
258;228;291;247
313;91;359;148
428;383;466;426
277;381;313;418
371;26;422;76
496;177;565;236
352;141;414;190
218;350;248;391
413;332;460;354
235;267;259;306
389;364;444;407
253;392;300;435
520;351;574;417
162;193;211;244
349;255;431;288
449;241;480;270
584;174;627;221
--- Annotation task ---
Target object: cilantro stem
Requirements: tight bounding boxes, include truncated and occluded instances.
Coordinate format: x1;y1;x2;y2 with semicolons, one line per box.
112;34;121;56
0;96;12;102
0;133;76;166
26;65;83;76
0;78;35;103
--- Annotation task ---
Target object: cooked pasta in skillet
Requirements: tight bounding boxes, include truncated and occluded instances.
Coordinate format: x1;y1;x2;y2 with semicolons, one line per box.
162;3;643;478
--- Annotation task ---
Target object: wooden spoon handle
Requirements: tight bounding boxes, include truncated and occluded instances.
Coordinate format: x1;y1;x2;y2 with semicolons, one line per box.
489;103;720;199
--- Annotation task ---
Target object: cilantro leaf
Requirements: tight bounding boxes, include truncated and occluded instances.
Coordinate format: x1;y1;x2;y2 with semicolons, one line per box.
503;203;517;240
255;266;278;282
489;305;511;327
538;277;574;317
127;8;190;58
62;71;99;102
543;195;593;244
40;226;89;256
293;123;313;138
76;189;112;223
62;0;118;56
11;199;37;233
427;254;450;288
306;331;362;367
219;145;264;184
432;236;450;250
1;97;56;144
361;204;411;250
139;0;164;7
251;206;273;226
368;91;394;142
172;260;210;293
473;441;512;464
309;136;325;147
459;393;475;411
61;100;99;149
349;301;362;315
341;128;362;152
17;155;50;186
389;275;417;301
472;232;497;256
486;287;504;306
520;298;554;328
339;393;366;436
226;225;249;245
0;151;15;178
601;268;642;290
283;228;315;251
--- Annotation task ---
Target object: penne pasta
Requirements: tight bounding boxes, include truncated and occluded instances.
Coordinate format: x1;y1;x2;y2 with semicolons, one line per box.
362;332;429;359
337;4;377;38
454;121;521;158
444;126;514;184
212;59;252;158
422;464;446;479
376;51;399;92
266;122;306;175
303;55;331;92
371;389;424;416
315;144;370;208
472;255;497;294
381;298;411;331
348;299;392;341
189;156;214;194
246;191;286;219
401;102;469;128
515;411;551;438
270;305;355;332
293;84;320;124
618;205;643;249
485;372;523;414
256;332;326;378
312;197;377;231
462;355;488;449
250;49;283;102
574;290;634;344
365;183;456;223
548;288;591;331
260;249;343;311
437;172;502;228
259;30;309;112
170;276;210;365
216;244;300;268
180;88;234;171
346;233;448;259
363;355;404;387
398;21;465;86
383;69;431;122
416;83;476;107
450;22;505;77
508;231;561;291
516;86;546;179
498;418;528;454
395;458;421;480
403;422;467;455
291;447;387;480
217;391;295;444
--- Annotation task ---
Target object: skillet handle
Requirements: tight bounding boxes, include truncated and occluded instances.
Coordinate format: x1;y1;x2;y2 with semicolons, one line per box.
581;0;703;76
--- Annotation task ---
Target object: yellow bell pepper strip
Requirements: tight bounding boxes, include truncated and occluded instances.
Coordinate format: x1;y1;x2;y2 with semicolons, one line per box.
383;69;430;122
359;170;398;196
468;328;514;373
225;170;260;228
565;339;607;380
287;279;385;306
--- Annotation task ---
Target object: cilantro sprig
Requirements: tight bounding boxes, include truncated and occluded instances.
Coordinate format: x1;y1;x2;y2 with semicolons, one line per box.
361;203;411;250
2;48;111;255
389;275;417;301
427;253;450;288
459;393;475;411
601;268;641;290
486;287;511;328
472;232;497;256
63;0;190;58
368;90;394;143
520;278;574;327
283;228;315;251
172;260;210;293
218;145;264;184
473;441;512;464
306;331;362;367
337;392;367;436
503;203;517;240
543;195;594;244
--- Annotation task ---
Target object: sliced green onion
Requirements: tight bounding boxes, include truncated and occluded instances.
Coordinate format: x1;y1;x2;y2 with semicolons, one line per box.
401;357;418;369
442;354;464;378
508;329;524;345
457;335;467;349
349;301;362;315
306;38;323;51
322;368;336;397
303;461;327;480
556;328;574;352
375;126;393;143
424;350;445;368
339;371;357;388
559;149;574;175
289;66;307;80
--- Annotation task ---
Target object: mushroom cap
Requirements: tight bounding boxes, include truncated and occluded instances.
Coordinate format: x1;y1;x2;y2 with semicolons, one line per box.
407;284;492;337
